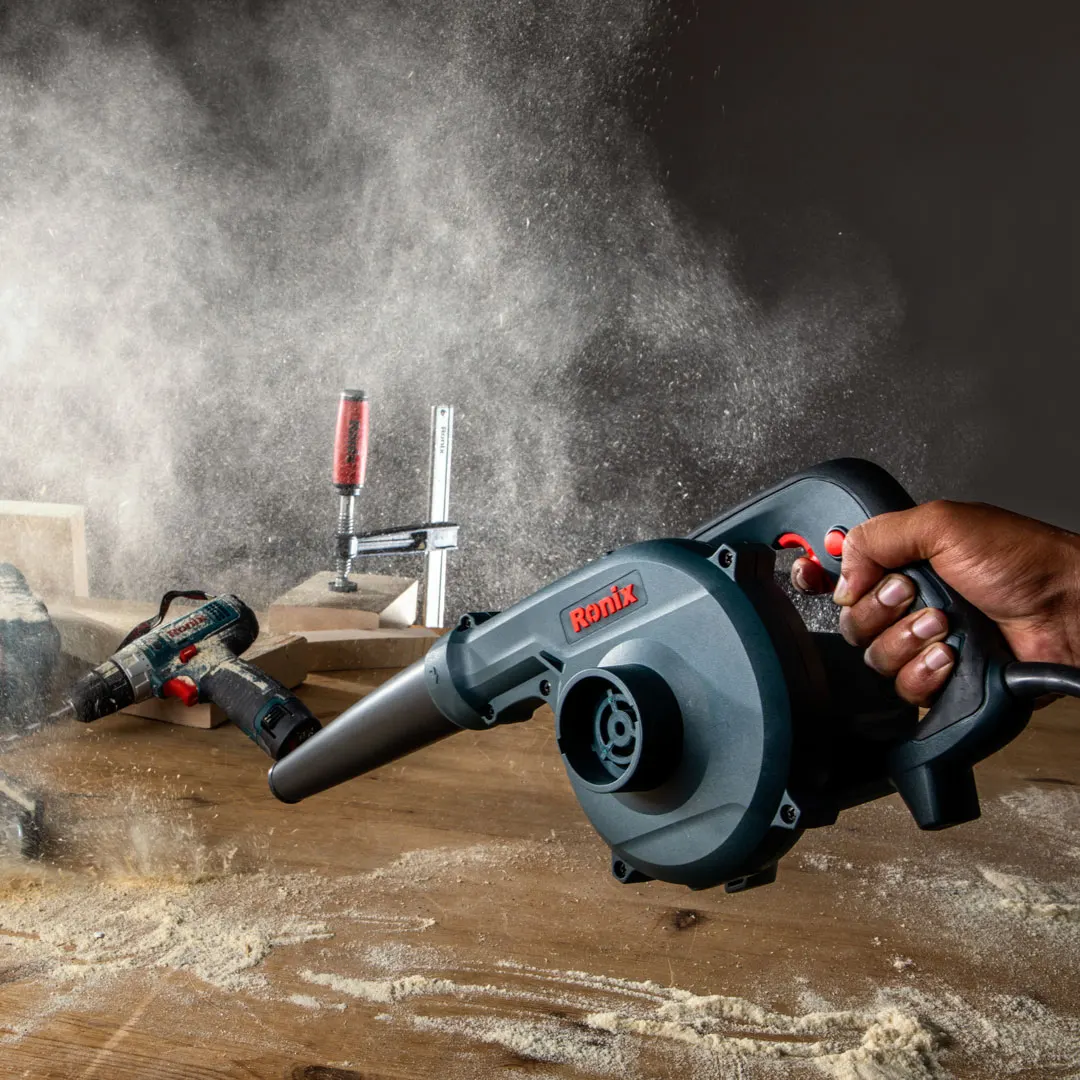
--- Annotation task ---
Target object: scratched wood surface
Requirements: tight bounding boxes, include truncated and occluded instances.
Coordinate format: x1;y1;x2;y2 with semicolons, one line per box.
0;673;1077;1080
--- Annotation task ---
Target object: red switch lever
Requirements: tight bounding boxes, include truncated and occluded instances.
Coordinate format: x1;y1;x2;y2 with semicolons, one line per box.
332;390;370;493
776;532;822;567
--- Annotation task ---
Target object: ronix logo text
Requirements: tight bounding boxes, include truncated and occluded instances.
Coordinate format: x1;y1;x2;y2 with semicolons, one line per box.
561;572;646;641
165;612;210;639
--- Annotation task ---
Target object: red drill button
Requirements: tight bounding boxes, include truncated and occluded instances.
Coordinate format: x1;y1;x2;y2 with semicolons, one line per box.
824;529;847;558
178;645;198;663
162;676;199;707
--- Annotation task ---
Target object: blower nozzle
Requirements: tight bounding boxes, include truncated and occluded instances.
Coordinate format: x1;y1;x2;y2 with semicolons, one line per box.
267;661;457;803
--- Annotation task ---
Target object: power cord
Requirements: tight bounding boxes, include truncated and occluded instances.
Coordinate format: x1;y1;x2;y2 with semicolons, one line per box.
1004;662;1080;700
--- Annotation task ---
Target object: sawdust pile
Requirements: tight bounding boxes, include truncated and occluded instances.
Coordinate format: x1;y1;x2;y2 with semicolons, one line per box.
870;786;1080;960
998;785;1080;858
412;1013;632;1077
364;840;553;889
0;866;332;993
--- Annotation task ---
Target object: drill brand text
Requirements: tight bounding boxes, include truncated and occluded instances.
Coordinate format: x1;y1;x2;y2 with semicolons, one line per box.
164;612;210;639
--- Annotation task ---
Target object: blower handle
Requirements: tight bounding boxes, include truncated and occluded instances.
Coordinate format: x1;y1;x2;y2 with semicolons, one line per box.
689;458;1030;830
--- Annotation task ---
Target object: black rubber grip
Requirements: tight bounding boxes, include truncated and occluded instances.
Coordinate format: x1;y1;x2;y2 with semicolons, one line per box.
198;658;320;760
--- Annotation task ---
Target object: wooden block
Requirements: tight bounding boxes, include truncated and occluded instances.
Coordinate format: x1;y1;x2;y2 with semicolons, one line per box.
266;571;418;633
243;633;310;690
0;501;88;600
120;632;310;729
302;627;437;671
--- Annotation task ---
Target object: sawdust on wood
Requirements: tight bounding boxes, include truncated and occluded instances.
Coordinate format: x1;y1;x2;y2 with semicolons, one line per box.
2;806;1080;1078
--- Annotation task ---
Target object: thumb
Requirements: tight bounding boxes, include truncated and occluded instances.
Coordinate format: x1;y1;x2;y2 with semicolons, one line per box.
834;501;954;605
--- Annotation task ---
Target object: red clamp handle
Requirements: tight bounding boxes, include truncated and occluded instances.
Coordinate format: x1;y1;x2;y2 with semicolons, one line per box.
333;390;370;492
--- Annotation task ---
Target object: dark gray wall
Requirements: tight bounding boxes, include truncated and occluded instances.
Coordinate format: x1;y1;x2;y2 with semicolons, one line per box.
637;2;1080;528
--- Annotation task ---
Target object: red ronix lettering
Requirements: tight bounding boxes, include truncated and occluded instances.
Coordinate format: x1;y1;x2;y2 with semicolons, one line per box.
165;613;208;639
568;580;638;634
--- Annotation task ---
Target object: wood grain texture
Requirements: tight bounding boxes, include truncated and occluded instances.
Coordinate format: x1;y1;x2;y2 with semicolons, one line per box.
0;681;1076;1080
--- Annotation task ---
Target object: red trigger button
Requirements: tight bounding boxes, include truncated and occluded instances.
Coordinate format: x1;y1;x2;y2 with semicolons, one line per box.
162;676;199;707
824;529;847;558
178;645;198;663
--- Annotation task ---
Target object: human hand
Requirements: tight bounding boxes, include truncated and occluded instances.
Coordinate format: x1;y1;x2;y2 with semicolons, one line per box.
791;501;1080;705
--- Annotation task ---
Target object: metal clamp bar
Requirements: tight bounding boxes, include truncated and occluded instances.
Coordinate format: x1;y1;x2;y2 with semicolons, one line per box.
348;523;459;557
424;405;454;628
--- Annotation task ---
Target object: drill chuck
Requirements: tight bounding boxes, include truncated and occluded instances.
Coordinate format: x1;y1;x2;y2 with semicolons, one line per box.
64;660;136;722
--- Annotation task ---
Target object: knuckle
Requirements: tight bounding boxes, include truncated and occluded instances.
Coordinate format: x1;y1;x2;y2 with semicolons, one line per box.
919;499;962;545
839;521;873;571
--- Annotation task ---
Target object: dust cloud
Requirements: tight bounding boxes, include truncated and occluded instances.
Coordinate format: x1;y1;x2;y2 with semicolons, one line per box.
0;1;944;616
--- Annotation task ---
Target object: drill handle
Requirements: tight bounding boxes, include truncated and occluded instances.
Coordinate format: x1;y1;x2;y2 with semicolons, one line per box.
198;658;321;761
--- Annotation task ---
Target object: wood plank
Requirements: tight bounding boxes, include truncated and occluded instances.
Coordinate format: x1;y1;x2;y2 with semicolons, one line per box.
302;627;437;670
266;572;418;633
0;501;88;601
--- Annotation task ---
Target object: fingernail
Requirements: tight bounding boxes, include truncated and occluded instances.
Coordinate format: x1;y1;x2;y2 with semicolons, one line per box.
793;564;807;592
911;611;945;640
862;646;883;674
833;573;854;605
876;575;913;608
924;644;953;671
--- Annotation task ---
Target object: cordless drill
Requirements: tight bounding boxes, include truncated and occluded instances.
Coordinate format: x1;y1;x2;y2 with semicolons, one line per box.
52;595;320;760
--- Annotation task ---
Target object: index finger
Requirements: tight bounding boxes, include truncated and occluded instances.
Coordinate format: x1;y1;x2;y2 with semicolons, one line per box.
834;501;956;606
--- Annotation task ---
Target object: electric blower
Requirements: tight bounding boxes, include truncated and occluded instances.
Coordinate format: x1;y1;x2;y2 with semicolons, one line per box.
266;459;1080;892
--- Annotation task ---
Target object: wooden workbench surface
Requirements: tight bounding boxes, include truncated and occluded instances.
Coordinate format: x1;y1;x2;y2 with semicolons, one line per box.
0;673;1078;1079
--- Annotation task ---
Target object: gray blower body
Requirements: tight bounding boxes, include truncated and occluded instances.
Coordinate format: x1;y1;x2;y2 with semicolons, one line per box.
268;459;1036;893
